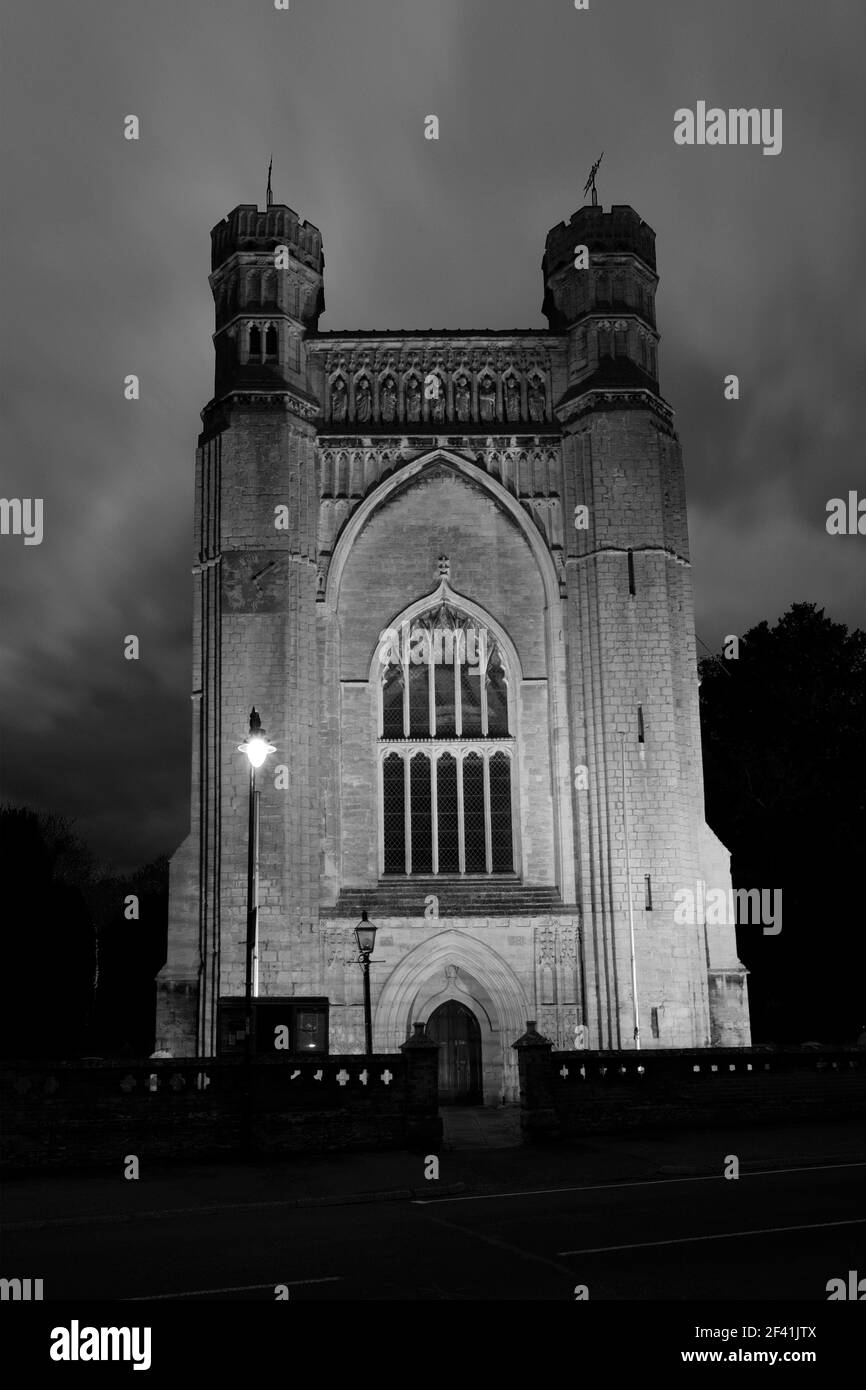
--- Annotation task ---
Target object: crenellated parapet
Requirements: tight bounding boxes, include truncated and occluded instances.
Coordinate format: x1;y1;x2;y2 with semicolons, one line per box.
210;203;323;274
543;204;656;283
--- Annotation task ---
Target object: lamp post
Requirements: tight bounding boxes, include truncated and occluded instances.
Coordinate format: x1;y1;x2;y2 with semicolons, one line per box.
354;911;378;1056
237;708;275;1059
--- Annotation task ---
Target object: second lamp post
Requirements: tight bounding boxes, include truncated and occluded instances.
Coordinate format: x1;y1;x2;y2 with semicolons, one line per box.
354;911;378;1056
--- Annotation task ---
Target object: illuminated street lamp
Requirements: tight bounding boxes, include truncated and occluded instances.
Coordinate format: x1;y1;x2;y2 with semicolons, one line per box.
238;708;275;1057
353;911;378;1056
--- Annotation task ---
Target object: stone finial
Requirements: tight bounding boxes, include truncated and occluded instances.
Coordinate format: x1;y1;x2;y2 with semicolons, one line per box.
401;1021;438;1050
512;1020;553;1049
437;554;450;579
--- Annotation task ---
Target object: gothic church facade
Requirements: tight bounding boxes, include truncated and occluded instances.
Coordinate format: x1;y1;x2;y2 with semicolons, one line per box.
155;197;750;1101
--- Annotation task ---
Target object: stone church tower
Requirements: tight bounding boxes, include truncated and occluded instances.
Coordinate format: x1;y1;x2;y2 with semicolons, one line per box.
155;197;750;1100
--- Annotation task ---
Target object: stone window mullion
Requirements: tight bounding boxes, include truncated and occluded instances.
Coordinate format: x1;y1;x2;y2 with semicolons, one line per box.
480;635;490;737
483;754;493;874
378;755;385;876
403;752;412;876
457;753;466;874
431;752;439;875
511;752;519;873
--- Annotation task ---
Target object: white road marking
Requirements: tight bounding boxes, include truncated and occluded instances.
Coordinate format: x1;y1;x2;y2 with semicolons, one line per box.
412;1160;866;1205
421;1211;577;1279
557;1217;866;1257
126;1276;344;1300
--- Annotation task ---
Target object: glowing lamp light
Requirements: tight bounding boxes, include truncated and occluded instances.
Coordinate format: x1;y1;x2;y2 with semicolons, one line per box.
354;910;377;958
238;708;276;768
243;736;274;769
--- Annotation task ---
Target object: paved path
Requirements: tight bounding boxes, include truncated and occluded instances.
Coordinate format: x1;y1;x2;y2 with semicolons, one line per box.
440;1104;521;1149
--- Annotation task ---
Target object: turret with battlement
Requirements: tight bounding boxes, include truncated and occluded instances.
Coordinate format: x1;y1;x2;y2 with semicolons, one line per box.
209;203;325;402
543;204;660;399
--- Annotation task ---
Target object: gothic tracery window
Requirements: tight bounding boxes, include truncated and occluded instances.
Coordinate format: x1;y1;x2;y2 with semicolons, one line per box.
378;605;516;876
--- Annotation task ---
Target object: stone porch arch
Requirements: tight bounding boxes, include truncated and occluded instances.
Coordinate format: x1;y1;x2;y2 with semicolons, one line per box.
375;928;530;1103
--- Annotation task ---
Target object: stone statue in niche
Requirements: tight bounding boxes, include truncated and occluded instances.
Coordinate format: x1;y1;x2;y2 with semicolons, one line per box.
331;376;347;422
429;376;446;423
406;376;422;422
380;375;397;422
528;378;546;422
454;374;471;421
355;377;372;423
505;376;521;421
478;375;496;422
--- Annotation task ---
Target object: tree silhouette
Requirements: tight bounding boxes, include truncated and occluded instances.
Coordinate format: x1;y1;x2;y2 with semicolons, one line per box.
0;805;168;1059
699;604;866;1042
84;855;168;1056
0;806;98;1058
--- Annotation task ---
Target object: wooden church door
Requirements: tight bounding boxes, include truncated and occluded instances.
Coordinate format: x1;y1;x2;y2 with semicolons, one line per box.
426;1001;482;1104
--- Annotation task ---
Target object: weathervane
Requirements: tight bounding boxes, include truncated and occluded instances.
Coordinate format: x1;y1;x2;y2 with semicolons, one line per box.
266;154;273;207
583;151;604;207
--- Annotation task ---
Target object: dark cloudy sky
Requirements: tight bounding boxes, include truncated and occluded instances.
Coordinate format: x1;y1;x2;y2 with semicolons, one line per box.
1;0;864;871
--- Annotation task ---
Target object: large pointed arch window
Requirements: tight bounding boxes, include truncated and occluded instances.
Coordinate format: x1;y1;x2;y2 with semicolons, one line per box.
377;604;516;876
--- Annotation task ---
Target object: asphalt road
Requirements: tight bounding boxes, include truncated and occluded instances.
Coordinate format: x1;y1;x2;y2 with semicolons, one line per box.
3;1160;864;1301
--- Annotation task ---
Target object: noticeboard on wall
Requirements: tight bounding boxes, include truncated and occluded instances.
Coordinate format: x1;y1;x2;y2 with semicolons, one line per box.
218;997;329;1056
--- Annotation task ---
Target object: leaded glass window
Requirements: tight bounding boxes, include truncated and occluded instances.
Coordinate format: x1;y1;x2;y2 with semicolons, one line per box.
377;605;516;876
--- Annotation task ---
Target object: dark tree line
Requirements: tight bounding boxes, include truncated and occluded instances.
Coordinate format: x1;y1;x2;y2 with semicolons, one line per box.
699;603;866;1044
0;805;168;1059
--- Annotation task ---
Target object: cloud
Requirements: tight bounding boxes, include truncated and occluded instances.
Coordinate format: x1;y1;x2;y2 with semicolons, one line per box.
1;0;863;867
690;479;866;646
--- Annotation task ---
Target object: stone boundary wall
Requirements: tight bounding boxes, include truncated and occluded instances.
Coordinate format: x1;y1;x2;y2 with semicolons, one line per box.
2;1028;440;1173
513;1023;866;1140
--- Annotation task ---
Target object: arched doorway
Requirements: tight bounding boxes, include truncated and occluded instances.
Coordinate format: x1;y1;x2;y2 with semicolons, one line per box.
426;1001;483;1104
